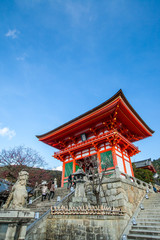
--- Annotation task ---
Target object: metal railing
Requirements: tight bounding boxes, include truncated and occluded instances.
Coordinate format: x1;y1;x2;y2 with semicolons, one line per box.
27;195;42;206
26;189;75;234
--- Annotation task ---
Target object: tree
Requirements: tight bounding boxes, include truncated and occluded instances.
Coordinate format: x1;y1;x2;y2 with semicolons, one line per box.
132;163;154;183
0;146;47;185
152;158;160;175
76;154;110;205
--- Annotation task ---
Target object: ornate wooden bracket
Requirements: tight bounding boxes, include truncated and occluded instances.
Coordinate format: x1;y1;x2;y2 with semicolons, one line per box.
92;142;98;151
69;137;77;144
90;127;98;136
69;151;74;159
54;154;64;162
59;140;67;148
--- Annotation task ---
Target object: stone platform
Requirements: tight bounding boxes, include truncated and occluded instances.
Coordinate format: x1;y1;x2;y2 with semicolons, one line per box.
0;210;34;240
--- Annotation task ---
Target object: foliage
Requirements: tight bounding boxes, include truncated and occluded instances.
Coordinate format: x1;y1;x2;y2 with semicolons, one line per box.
152;158;160;175
132;163;154;183
0;165;62;187
0;146;62;187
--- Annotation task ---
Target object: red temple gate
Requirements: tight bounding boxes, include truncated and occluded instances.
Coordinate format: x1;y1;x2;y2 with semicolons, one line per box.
37;90;154;187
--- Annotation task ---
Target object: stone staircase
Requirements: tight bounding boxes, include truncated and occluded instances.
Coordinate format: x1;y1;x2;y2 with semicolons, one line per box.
25;187;74;239
28;187;69;222
127;193;160;239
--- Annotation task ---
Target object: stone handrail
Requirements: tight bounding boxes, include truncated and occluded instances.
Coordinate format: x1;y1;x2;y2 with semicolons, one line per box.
27;194;42;206
119;171;153;191
88;167;153;192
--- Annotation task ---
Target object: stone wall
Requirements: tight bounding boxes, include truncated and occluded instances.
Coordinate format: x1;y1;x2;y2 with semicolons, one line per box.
86;172;153;217
46;215;128;240
25;213;48;240
25;173;153;240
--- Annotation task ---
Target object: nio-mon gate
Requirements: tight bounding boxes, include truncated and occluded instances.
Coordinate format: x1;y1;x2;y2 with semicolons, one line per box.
37;90;154;187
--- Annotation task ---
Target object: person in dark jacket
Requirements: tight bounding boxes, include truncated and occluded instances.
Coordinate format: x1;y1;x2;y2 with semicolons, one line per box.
48;181;55;200
67;175;72;189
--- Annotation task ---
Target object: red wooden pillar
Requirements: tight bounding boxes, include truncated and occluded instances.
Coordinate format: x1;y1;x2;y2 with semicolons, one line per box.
122;150;127;174
73;158;76;173
129;155;134;177
112;146;117;167
97;150;102;173
61;162;65;187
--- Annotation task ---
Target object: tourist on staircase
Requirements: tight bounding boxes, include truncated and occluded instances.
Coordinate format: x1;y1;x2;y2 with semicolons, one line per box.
48;181;55;200
41;183;48;201
33;182;39;199
153;185;158;193
67;175;72;189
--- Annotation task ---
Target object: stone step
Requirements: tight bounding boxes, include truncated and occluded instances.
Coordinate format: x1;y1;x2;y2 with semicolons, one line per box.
137;218;160;222
141;204;160;207
139;210;160;214
144;197;160;200
138;214;160;218
36;200;57;205
143;203;160;204
143;204;160;206
130;229;160;236
127;234;160;240
143;207;160;209
143;205;160;207
140;209;160;213
128;233;160;239
139;210;160;213
137;222;160;227
132;226;160;231
147;196;160;199
144;197;160;199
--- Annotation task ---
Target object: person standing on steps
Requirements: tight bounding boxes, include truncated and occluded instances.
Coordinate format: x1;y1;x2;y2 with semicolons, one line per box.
48;181;55;200
48;179;52;191
73;175;76;188
67;174;72;189
41;184;48;201
34;182;39;199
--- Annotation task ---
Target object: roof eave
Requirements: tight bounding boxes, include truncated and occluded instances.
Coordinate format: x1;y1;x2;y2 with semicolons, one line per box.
36;89;154;140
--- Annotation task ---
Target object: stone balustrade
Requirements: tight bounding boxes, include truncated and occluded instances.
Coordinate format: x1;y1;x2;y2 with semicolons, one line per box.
119;171;153;191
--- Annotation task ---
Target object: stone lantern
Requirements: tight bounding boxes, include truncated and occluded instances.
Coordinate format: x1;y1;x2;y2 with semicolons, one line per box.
69;168;88;207
73;168;86;198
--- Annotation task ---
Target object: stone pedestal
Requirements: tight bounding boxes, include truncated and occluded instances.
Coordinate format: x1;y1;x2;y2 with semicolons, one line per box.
69;196;88;208
5;223;17;240
0;210;34;240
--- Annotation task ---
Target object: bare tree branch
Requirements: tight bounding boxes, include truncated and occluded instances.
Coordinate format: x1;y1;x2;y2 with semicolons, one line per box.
76;154;111;205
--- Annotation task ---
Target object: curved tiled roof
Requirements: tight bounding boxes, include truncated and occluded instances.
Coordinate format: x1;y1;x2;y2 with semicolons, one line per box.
36;89;154;140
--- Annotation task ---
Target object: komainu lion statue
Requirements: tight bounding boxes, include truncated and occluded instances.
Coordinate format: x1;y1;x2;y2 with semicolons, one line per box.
3;170;29;210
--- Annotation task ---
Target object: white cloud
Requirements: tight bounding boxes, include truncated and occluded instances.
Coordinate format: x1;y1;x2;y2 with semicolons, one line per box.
5;29;19;39
52;166;62;171
65;1;91;24
16;56;25;61
16;53;27;61
0;127;16;140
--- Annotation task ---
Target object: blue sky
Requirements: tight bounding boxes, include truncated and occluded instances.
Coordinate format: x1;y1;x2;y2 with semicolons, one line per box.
0;0;160;170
